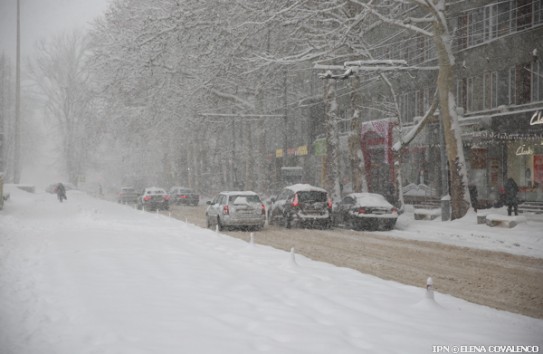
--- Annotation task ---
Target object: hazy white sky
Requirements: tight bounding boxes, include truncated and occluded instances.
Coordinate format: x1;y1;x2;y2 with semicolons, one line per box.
0;0;110;58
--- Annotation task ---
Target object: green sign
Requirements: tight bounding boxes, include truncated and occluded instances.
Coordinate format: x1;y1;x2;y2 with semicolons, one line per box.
313;138;327;157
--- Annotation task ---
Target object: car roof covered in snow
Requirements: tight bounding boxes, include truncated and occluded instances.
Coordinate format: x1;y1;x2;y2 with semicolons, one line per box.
285;184;327;193
220;191;259;196
144;187;166;193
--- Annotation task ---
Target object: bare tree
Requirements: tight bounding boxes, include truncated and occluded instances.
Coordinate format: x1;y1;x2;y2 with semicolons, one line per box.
28;31;99;185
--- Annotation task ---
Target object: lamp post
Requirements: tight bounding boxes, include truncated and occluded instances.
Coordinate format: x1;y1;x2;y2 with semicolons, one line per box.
13;0;21;183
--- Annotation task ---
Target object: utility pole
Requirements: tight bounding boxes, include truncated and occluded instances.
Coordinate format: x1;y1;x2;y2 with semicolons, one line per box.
14;0;21;183
283;67;288;166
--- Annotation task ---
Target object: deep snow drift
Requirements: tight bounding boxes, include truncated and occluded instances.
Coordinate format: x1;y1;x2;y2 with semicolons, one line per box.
0;185;542;354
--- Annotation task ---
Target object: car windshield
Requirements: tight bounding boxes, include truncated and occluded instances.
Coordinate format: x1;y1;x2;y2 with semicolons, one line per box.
297;191;327;203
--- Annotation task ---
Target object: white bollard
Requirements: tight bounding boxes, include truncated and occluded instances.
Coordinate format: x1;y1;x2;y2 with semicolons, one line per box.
249;233;254;246
426;277;434;300
216;224;219;233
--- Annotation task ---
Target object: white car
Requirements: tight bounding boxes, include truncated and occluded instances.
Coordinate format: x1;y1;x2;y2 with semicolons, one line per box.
206;191;266;231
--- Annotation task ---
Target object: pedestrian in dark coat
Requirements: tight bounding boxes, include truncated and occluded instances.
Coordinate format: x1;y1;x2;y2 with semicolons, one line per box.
55;183;67;202
504;177;519;216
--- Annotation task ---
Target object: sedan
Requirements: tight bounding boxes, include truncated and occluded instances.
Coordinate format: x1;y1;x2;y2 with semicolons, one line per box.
137;187;170;211
333;193;398;231
118;186;139;204
169;186;199;206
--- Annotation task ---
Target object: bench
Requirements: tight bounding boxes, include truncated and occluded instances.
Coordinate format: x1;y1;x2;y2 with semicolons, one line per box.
404;196;442;220
480;213;525;228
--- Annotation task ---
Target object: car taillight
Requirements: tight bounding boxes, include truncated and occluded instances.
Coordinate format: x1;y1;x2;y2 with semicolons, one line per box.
392;207;398;215
261;203;266;215
164;195;170;201
327;198;333;209
223;205;229;215
143;195;152;201
291;193;299;207
357;207;367;214
180;195;188;198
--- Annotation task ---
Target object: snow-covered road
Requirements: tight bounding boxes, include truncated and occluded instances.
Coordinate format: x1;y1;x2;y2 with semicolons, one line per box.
1;185;542;354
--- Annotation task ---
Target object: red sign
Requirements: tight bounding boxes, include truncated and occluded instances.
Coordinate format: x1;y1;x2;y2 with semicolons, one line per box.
534;155;543;184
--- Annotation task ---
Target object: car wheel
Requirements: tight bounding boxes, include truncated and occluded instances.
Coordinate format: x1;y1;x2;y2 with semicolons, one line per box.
206;215;211;228
217;217;224;231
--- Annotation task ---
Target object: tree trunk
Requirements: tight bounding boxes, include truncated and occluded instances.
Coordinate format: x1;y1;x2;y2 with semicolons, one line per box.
348;75;368;193
324;79;341;199
432;20;470;220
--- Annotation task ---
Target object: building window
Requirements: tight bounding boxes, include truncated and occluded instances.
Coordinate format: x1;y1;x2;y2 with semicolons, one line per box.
456;14;468;50
532;60;543;101
497;67;515;106
485;0;514;38
535;0;543;24
399;92;416;124
415;90;424;117
516;63;532;104
484;71;498;109
509;66;517;104
457;78;467;111
467;77;478;112
516;0;533;30
468;8;485;47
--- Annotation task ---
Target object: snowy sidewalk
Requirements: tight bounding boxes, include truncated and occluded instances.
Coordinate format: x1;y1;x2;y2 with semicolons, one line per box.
0;186;542;354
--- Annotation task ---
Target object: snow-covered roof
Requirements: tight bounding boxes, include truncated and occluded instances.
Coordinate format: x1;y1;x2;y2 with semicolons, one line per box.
285;184;327;193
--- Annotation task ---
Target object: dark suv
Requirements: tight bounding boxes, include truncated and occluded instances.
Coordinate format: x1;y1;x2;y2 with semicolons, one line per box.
270;184;332;229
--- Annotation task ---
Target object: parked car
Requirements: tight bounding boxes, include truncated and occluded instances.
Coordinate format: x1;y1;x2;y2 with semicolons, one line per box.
169;186;199;206
206;191;266;231
117;186;139;204
332;193;398;231
137;187;170;211
269;184;332;229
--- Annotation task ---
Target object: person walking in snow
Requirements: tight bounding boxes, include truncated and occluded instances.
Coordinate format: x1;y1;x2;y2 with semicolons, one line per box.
504;177;519;216
55;183;67;203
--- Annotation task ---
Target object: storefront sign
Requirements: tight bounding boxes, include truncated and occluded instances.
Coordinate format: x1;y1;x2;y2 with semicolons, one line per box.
530;111;543;126
515;144;534;156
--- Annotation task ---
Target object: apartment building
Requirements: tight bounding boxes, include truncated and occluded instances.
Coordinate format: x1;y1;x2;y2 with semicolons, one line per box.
356;0;543;204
